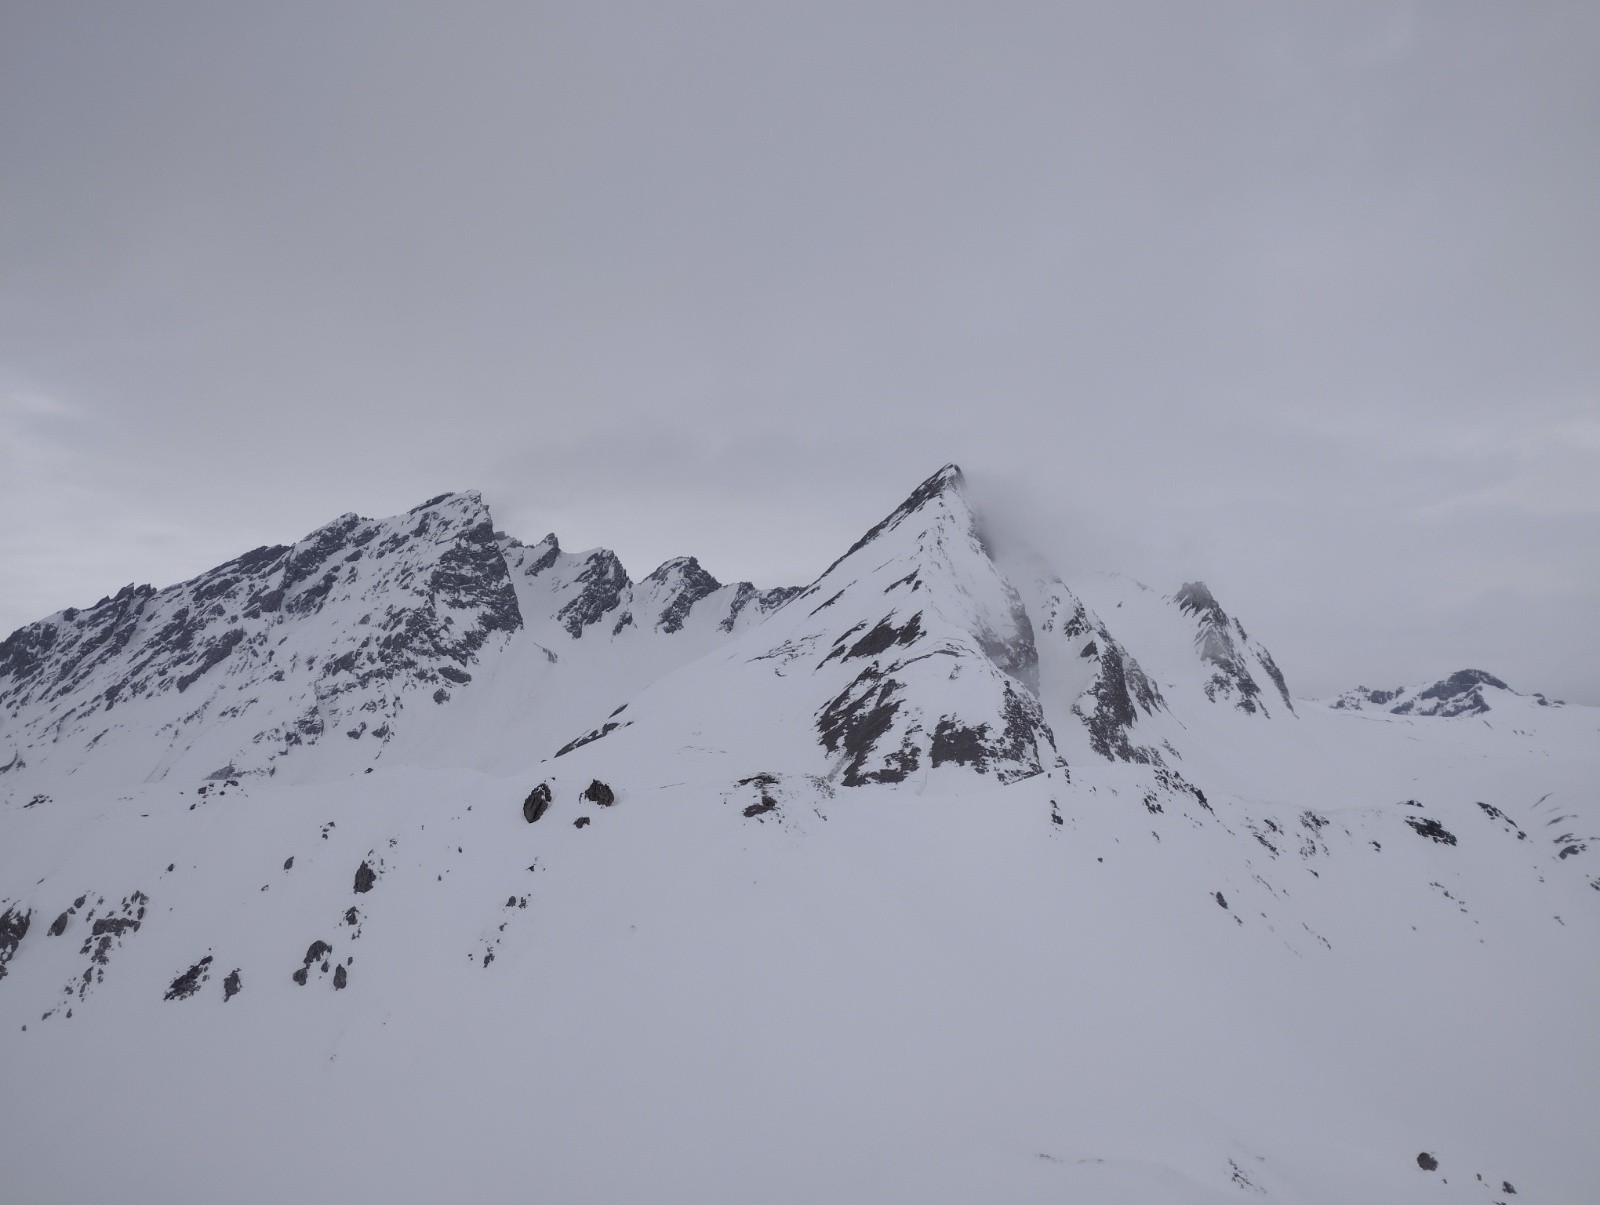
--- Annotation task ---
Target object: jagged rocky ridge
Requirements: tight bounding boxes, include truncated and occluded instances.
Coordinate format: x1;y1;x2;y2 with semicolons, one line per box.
0;465;1263;790
0;491;797;784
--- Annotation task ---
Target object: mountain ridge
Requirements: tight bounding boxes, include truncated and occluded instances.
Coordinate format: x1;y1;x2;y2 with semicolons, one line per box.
1;463;1596;1204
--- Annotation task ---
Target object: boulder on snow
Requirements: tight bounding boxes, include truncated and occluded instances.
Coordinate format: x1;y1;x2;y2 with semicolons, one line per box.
523;783;552;823
582;780;615;807
354;861;377;893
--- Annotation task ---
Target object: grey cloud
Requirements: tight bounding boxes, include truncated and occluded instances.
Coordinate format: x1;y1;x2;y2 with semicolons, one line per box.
1;1;1596;702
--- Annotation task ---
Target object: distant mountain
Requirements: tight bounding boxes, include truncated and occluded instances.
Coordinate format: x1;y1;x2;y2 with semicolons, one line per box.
1332;668;1565;717
2;465;1595;1205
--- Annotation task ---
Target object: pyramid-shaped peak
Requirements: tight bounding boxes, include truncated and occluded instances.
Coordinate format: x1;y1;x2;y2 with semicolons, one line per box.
820;464;971;580
902;463;967;509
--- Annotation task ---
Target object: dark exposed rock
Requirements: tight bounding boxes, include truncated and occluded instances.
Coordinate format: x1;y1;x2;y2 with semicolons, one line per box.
523;783;552;823
832;613;924;663
0;907;30;979
520;534;562;576
163;955;214;1001
1398;668;1507;717
71;891;148;1002
175;627;246;692
1256;647;1293;712
353;861;377;893
333;964;347;990
930;718;993;771
1475;801;1529;848
1333;686;1402;710
809;589;846;615
293;940;332;986
428;516;523;643
554;721;621;758
582;780;615;807
743;797;778;818
817;669;910;786
718;582;758;631
283;856;294;871
645;557;721;634
1058;598;1165;764
49;911;70;937
930;685;1050;785
1173;581;1292;715
1153;766;1211;814
1405;817;1458;846
1175;582;1263;712
573;816;590;828
1215;892;1228;909
1425;668;1506;696
223;968;242;1001
1417;1153;1439;1172
557;550;630;638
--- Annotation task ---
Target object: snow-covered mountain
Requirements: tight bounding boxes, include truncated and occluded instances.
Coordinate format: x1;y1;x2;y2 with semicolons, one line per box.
1331;668;1565;718
0;490;796;787
2;465;1596;1204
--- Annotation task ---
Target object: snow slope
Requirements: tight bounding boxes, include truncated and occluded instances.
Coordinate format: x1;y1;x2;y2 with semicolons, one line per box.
2;465;1595;1204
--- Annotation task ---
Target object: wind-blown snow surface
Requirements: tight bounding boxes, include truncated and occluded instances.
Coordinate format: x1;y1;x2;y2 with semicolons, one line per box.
2;467;1597;1204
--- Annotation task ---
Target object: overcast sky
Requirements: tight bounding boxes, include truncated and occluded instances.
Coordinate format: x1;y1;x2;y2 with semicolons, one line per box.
2;1;1597;703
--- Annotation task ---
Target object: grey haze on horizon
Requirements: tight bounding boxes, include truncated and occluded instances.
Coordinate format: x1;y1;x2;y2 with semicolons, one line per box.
2;2;1597;704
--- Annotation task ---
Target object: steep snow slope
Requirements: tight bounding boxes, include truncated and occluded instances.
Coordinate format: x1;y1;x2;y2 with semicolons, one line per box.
1;464;1596;1205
